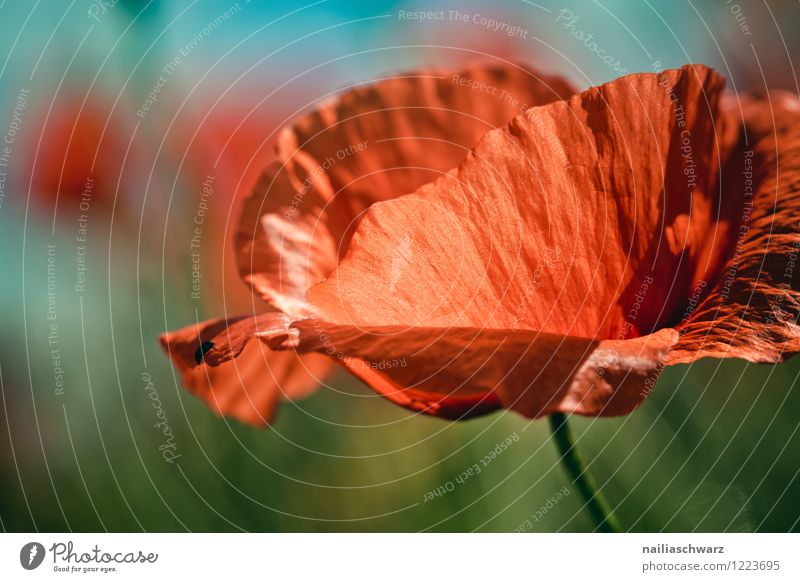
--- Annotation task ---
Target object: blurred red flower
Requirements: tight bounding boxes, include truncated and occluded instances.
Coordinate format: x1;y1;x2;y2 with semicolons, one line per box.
23;92;144;217
161;62;800;426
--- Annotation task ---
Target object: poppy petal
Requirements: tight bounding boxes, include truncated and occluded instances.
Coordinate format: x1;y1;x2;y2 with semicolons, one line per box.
301;65;730;417
312;65;730;333
236;63;577;317
166;316;678;419
282;321;680;419
670;91;800;363
159;315;331;426
165;65;800;423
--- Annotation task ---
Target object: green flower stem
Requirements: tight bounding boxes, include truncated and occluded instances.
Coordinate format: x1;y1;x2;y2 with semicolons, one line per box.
548;412;623;533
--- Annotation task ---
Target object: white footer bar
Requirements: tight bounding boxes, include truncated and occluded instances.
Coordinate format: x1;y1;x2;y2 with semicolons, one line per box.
1;533;797;581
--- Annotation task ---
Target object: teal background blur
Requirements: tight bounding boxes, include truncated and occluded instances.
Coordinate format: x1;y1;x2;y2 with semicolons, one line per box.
1;0;799;532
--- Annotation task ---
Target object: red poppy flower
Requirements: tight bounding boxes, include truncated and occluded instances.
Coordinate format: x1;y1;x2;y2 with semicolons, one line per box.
23;92;144;216
160;62;800;426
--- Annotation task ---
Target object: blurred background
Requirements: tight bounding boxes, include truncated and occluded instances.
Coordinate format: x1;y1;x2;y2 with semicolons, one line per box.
1;0;798;532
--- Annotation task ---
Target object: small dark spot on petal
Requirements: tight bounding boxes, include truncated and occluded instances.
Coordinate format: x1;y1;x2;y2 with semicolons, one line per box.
195;341;214;364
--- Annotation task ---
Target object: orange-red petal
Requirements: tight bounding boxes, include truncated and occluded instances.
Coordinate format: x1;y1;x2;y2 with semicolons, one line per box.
159;315;331;426
168;316;678;419
175;65;729;419
670;91;800;363
163;64;800;423
236;62;577;317
310;65;731;338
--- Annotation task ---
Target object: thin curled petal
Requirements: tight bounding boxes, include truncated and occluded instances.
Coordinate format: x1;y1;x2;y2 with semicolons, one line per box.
159;315;331;426
285;322;679;418
169;316;678;419
670;92;800;363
